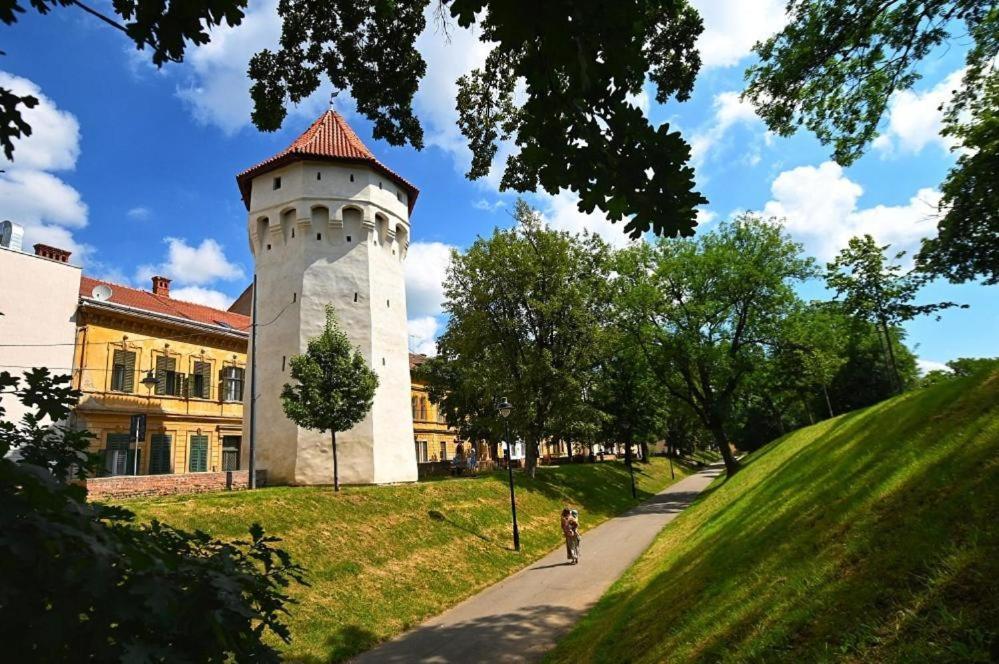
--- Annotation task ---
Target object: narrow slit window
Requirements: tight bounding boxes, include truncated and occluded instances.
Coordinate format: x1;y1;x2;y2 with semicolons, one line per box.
273;177;281;190
353;292;358;303
316;172;322;180
317;233;322;241
292;292;297;303
382;358;386;366
379;181;383;189
386;299;390;308
266;244;272;251
349;174;354;182
346;235;352;242
281;356;286;371
291;228;295;238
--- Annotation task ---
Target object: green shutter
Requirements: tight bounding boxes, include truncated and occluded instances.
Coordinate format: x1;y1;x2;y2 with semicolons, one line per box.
189;435;208;472
155;355;167;395
105;433;134;476
122;350;136;393
194;361;211;399
111;349;124;391
149;434;172;474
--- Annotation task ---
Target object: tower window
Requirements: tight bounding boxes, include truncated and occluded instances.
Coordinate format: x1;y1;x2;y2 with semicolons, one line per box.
316;172;322;180
349;174;355;182
273;177;282;190
396;192;402;202
382;358;386;366
346;235;352;242
386;299;390;308
291;228;295;238
281;356;286;372
317;233;322;241
379;181;383;189
266;244;272;251
292;292;297;303
353;293;358;302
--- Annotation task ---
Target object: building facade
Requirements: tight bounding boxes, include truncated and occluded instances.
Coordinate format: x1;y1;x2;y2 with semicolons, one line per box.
409;353;491;465
0;239;81;425
72;275;249;477
238;110;419;485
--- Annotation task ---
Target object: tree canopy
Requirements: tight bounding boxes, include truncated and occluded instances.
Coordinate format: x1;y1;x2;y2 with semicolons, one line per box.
745;0;999;284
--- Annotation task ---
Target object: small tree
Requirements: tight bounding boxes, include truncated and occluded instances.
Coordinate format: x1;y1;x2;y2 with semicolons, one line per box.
281;306;378;491
825;235;965;393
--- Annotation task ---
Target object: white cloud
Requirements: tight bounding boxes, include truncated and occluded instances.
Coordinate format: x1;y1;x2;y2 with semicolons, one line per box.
127;206;151;221
405;241;455;319
175;0;328;134
690;91;761;166
473;198;505;212
539;191;637;249
0;71;88;262
873;68;965;157
136;237;245;286
763;161;941;260
169;286;235;310
692;0;787;69
917;358;952;375
408;315;439;356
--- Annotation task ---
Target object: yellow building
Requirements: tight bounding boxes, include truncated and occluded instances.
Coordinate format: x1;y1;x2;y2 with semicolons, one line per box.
409;353;490;464
72;275;249;477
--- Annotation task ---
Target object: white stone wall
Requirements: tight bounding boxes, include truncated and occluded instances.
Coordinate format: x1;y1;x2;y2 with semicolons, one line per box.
0;246;81;424
242;161;417;485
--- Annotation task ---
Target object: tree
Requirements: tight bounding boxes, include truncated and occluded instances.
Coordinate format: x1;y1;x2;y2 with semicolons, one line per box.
280;306;378;491
615;215;815;477
825;235;965;393
0;368;304;661
745;0;999;284
424;200;609;476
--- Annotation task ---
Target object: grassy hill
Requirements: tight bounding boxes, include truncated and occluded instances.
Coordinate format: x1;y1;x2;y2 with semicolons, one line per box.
119;457;692;662
547;371;999;663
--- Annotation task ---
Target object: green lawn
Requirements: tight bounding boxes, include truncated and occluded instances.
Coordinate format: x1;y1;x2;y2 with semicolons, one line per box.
547;371;999;663
117;457;692;662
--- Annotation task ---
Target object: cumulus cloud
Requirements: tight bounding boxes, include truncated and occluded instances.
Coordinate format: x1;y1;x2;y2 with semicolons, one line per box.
762;161;941;260
169;286;236;310
175;0;328;134
407;315;440;356
539;191;636;249
873;68;965;157
473;199;505;212
917;358;952;375
136;237;245;286
691;0;787;69
690;91;761;166
405;241;455;319
0;71;88;261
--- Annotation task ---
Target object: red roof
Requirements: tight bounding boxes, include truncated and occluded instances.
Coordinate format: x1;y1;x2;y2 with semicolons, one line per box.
79;276;250;334
236;110;419;213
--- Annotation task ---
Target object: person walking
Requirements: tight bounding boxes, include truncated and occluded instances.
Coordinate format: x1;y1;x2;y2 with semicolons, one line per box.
561;508;580;564
569;509;581;564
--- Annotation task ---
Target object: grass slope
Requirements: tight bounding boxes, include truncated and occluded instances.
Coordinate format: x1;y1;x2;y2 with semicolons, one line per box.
120;458;691;662
548;371;999;663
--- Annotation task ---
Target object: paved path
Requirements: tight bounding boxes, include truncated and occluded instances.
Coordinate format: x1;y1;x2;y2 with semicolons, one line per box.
352;463;724;664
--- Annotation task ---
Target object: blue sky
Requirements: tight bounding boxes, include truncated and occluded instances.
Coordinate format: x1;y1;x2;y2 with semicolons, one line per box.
0;0;994;369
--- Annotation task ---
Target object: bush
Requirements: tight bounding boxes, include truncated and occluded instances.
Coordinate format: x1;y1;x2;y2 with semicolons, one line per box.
0;368;305;661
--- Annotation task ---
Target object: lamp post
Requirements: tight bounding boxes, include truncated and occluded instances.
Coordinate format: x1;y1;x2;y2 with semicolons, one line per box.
497;397;520;552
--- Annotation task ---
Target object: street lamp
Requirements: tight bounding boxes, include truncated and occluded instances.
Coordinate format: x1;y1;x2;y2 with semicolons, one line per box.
141;370;158;391
497;397;520;552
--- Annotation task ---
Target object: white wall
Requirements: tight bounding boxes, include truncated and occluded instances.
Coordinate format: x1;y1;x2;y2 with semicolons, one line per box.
0;246;81;424
242;161;418;485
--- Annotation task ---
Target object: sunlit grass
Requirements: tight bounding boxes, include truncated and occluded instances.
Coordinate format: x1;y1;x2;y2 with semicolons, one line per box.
547;371;999;663
117;457;692;662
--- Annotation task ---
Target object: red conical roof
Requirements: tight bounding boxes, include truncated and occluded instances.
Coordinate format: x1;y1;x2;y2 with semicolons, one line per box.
236;110;419;213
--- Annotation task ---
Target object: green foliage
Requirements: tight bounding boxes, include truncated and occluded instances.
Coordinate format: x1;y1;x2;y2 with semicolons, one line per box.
614;214;815;475
250;1;707;239
0;368;304;661
920;356;999;387
548;369;999;664
826;235;965;391
423;200;610;474
281;306;378;490
745;0;999;284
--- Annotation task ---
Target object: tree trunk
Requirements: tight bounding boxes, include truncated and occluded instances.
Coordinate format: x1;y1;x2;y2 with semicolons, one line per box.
880;319;902;393
525;438;538;478
624;434;637;498
822;383;835;419
802;397;815;425
709;424;740;477
639;440;650;463
331;430;340;492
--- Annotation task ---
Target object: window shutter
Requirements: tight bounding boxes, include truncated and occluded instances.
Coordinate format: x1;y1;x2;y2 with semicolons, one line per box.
111;349;125;391
189;435;208;472
150;434;172;474
123;350;136;393
155;355;167;395
235;367;245;400
196;361;212;399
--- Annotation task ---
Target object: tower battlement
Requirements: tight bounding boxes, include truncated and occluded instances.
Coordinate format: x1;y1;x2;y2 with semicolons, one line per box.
238;112;419;486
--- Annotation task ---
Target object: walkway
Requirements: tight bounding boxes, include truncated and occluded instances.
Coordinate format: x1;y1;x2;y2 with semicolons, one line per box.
352;463;724;663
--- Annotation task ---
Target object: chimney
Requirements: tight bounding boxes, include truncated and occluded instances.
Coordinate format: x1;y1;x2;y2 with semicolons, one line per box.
151;275;171;297
33;243;72;263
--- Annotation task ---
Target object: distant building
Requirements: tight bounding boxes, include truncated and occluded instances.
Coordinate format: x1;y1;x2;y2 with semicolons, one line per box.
409;352;490;464
72;275;248;478
0;237;81;425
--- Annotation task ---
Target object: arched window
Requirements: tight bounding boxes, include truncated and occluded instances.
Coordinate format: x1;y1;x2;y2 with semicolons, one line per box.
420;397;428;421
411;396;418;419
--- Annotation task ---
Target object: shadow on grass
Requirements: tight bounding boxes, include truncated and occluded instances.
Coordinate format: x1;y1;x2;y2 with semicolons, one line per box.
427;509;495;545
550;372;999;663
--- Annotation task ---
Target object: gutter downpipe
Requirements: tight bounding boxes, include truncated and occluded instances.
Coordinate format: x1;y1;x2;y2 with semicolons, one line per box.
248;273;258;489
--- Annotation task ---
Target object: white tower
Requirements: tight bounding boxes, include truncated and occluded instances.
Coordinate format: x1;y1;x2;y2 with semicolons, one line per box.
237;111;418;485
